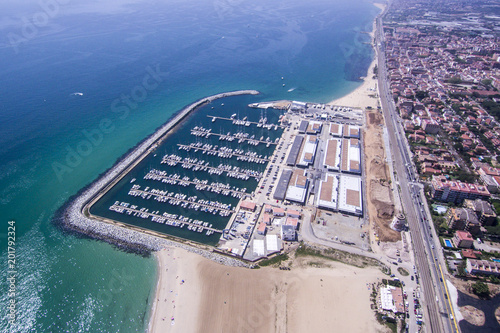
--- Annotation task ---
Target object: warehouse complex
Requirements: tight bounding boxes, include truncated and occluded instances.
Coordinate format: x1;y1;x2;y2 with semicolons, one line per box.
275;119;364;216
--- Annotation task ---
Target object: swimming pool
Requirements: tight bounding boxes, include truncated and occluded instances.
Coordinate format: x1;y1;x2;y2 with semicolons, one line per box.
444;239;452;247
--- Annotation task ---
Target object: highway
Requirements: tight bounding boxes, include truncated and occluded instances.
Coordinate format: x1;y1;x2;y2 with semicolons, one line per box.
375;13;459;333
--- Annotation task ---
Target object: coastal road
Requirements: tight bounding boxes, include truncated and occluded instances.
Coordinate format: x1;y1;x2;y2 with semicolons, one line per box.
375;14;458;333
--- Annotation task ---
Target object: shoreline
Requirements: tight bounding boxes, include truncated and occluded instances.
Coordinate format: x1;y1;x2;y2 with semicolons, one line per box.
329;3;384;109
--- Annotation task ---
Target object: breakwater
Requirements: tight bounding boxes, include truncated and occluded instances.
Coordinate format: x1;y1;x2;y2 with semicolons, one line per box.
57;90;258;265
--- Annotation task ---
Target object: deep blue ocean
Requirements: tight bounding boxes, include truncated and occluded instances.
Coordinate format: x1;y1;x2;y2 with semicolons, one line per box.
0;0;378;331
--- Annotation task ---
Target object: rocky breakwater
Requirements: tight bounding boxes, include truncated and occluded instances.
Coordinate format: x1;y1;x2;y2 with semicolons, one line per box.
56;90;259;265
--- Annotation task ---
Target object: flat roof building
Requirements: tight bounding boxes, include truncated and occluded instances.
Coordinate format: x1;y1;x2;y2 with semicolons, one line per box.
297;135;318;168
286;136;304;166
306;121;322;134
273;169;293;201
338;175;363;216
323;139;342;171
285;169;309;204
380;286;404;313
340;139;361;174
343;124;360;139
317;173;340;211
329;123;343;137
281;224;296;241
240;200;256;212
298;120;309;133
266;234;279;253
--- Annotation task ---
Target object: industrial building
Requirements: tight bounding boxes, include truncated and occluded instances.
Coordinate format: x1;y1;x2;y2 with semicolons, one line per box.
329;123;343;137
323;139;342;171
340;138;361;174
306;121;322;135
285;169;309;204
273;169;293;201
298;120;309;134
338;175;363;216
317;173;339;211
286;136;304;166
297;135;318;167
343;124;360;139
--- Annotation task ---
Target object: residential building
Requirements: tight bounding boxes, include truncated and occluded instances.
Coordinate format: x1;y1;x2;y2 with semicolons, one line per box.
466;259;500;277
447;208;481;235
281;225;296;241
453;230;474;248
430;177;490;204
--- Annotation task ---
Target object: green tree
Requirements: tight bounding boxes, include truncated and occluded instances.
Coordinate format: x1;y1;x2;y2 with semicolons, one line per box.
415;91;429;101
481;79;492;87
457;261;466;277
471;281;490;298
449;76;462;84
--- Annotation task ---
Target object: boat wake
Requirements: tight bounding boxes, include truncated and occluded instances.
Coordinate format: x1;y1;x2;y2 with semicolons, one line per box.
287;87;296;92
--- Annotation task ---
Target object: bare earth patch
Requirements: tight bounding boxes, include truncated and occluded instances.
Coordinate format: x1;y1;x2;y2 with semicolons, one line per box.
364;110;399;242
460;305;485;326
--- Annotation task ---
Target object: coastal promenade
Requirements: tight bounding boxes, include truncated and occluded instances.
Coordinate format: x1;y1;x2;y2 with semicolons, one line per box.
58;90;258;262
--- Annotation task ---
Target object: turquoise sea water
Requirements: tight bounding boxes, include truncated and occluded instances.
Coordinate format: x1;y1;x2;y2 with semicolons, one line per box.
0;0;379;331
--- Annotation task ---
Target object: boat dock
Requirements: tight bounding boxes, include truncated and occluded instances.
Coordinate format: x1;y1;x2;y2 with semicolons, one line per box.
144;169;248;198
208;115;283;130
109;202;222;234
160;154;262;180
128;185;235;216
177;143;270;164
190;127;278;146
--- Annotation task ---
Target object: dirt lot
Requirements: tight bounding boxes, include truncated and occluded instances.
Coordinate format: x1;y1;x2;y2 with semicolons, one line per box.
460;305;486;326
363;110;400;242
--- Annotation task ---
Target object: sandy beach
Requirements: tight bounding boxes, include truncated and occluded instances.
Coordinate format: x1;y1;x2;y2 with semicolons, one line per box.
329;2;385;109
149;247;387;333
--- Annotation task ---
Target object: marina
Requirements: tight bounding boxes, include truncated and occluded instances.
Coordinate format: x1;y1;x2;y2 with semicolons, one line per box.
190;126;278;146
109;202;222;235
208;115;283;130
127;184;235;216
176;143;270;164
87;92;284;246
158;155;262;180
144;170;248;197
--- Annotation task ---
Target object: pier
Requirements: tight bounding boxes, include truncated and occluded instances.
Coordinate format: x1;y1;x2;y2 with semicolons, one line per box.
190;127;278;146
177;143;270;164
208;115;283;130
109;203;223;234
144;170;249;197
128;185;235;216
160;154;262;180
